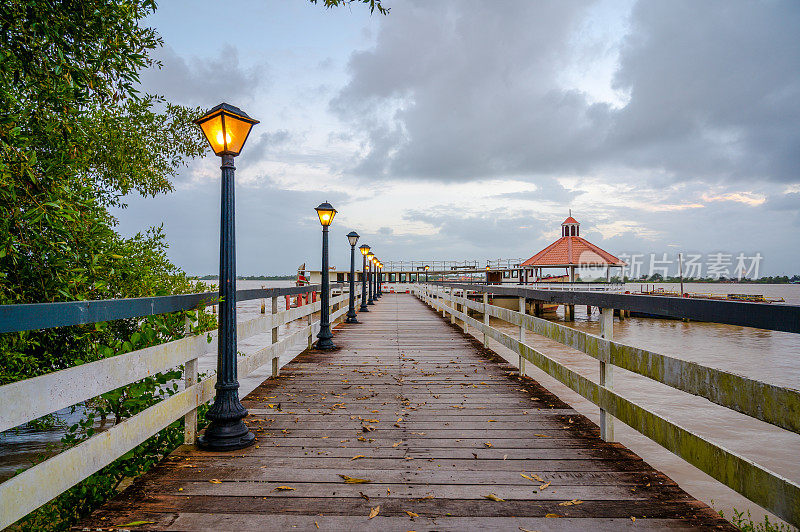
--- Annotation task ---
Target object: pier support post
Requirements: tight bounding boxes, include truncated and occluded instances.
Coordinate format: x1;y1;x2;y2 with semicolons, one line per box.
565;304;575;321
518;297;526;375
271;297;279;377
483;292;489;347
619;308;625;321
599;307;615;442
184;315;198;445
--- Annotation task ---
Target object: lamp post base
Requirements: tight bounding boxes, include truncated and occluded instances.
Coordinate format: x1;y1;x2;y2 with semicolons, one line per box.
359;304;369;312
345;316;359;324
197;419;255;451
316;338;337;350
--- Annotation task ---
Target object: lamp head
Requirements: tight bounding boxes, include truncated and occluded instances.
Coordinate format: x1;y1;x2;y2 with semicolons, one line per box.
346;231;359;246
359;244;370;256
194;103;259;156
315;201;337;227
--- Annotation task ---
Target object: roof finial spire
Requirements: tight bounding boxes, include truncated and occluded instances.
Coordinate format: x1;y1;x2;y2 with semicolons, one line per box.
569;208;572;217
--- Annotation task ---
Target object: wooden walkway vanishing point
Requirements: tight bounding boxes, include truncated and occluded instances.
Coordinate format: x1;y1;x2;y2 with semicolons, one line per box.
79;294;734;531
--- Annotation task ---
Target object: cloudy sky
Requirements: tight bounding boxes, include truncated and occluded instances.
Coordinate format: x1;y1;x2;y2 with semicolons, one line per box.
114;0;800;277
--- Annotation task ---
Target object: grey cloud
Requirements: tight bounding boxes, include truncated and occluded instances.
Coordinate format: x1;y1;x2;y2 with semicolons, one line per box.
140;45;263;107
332;0;800;187
492;178;582;203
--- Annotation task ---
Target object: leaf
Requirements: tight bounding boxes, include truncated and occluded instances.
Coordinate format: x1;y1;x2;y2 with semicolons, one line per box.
339;474;371;484
274;486;295;491
483;493;504;501
368;505;381;519
532;474;545;482
118;522;156;527
484;442;493;447
405;510;419;518
351;455;366;460
392;441;403;447
538;481;551;491
359;491;370;501
520;473;534;481
558;499;583;506
209;479;222;484
545;513;562;518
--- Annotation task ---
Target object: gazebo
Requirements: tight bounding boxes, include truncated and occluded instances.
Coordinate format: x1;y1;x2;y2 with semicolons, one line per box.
521;215;625;283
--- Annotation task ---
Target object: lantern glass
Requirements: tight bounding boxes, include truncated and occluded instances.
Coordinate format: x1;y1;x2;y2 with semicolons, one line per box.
194;103;259;156
315;202;337;227
360;244;370;256
366;252;374;261
347;231;360;247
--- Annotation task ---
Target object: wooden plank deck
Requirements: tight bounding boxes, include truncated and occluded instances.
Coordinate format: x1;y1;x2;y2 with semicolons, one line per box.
78;294;734;531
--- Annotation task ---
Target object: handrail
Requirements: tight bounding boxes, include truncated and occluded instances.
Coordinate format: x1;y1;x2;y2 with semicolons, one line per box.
414;284;800;526
428;281;800;334
0;286;356;529
0;284;342;334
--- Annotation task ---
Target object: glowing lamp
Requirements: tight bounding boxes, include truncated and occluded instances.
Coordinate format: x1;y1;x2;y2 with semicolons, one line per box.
194;103;259;157
315;201;337;227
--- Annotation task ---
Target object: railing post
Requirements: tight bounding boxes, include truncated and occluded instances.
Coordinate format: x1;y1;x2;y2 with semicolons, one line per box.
450;288;456;325
183;314;198;445
271;296;279;377
483;292;489;347
599;307;615;442
519;296;526;375
441;286;446;318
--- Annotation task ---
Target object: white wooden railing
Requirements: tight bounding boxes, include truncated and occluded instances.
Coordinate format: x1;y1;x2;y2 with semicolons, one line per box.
0;286;357;529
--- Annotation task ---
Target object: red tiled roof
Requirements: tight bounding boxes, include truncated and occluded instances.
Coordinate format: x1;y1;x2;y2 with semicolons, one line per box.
562;216;579;225
521;236;625;267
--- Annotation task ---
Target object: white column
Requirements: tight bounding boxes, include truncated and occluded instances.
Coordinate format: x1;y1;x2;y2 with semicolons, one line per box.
183;315;198;444
271;296;279;377
482;292;489;347
599;307;615;441
519;296;526;375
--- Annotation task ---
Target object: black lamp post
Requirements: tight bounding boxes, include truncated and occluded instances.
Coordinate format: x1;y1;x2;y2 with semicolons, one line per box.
359;244;370;312
345;231;359;323
424;265;429;283
486;265;490;285
373;257;380;299
315;202;337;350
377;262;382;296
366;252;375;305
193;103;258;451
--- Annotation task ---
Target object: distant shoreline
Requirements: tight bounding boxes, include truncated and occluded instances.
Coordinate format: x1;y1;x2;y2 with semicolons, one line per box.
192;275;296;281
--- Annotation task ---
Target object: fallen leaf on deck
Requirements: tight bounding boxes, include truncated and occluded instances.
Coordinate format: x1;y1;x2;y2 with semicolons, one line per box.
534;434;550;438
274;486;295;491
357;437;367;442
392;441;403;447
558;499;583;506
532;474;545;482
315;521;319;529
119;521;156;527
351;455;366;460
631;516;636;522
359;491;370;501
520;473;534;481
368;505;380;519
545;513;562;518
209;479;222;484
538;481;551;491
339;474;371;484
484;442;493;447
483;493;504;501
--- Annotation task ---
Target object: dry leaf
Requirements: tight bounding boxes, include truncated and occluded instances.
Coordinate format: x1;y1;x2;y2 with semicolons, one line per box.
558;499;583;506
631;516;636;522
483;493;504;501
405;510;419;518
484;442;493;448
538;481;551;491
351;455;366;461
520;473;534;481
518;528;537;532
368;505;380;519
315;521;320;529
532;474;545;482
359;491;370;501
339;474;371;484
545;513;562;518
209;479;222;484
274;486;295;491
119;522;156;527
534;434;551;438
392;441;403;447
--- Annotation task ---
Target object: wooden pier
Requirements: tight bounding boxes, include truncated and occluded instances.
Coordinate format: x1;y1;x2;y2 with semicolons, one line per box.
77;294;733;530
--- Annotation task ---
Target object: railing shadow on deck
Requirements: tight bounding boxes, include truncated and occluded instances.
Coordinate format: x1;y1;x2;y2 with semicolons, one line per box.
414;282;800;527
0;283;359;529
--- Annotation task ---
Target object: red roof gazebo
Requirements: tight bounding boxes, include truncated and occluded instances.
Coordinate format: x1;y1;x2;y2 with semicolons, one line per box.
521;215;625;282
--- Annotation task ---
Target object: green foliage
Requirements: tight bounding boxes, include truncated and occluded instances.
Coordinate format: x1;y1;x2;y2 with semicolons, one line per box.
718;508;793;532
309;0;390;15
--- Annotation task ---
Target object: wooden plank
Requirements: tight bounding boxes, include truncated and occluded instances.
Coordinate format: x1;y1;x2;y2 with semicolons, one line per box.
75;294;735;531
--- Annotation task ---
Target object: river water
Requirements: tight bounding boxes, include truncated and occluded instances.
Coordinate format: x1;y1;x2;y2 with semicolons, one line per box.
2;281;798;528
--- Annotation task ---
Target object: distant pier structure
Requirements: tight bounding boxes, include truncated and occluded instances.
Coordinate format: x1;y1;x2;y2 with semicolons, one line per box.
521;214;626;283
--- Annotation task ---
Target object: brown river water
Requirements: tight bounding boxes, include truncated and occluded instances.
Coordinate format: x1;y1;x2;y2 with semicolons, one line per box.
2;281;798;528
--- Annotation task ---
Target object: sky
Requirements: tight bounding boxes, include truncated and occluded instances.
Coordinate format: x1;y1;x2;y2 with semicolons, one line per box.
113;0;800;277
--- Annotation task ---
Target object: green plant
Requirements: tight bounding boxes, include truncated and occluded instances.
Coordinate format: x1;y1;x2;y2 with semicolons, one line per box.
719;508;794;532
